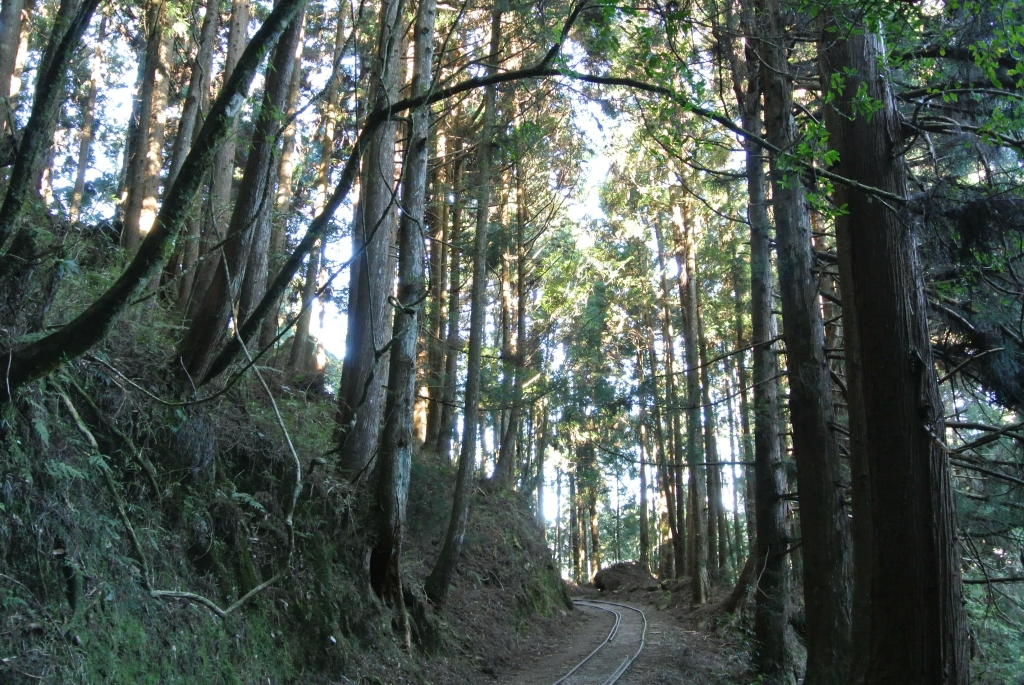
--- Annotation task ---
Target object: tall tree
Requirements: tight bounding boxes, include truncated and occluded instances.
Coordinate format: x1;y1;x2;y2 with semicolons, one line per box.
674;200;711;602
185;0;249;322
818;9;969;683
68;12;106;223
425;4;502;606
176;3;306;382
122;1;170;254
758;0;853;679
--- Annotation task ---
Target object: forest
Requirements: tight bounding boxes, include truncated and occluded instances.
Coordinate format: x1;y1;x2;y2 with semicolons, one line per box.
0;0;1023;682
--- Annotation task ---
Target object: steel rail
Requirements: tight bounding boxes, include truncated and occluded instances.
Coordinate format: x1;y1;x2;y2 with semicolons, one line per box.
551;599;647;685
586;599;648;685
551;601;621;685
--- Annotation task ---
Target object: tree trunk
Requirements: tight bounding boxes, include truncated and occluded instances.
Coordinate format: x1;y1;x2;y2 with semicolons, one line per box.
722;4;795;671
652;222;686;577
0;0;26;135
368;0;435;645
434;142;464;459
122;1;168;254
646;322;681;579
697;298;727;577
588;489;600;577
535;404;548;530
673;201;710;603
176;4;305;383
569;469;581;583
186;0;249;323
492;167;529;487
818;15;969;684
69;13;106;223
166;0;222;189
168;0;223;307
334;0;405;479
0;0;28;137
759;2;853;679
424;153;448;446
638;408;651;573
0;0;99;333
424;6;501;607
288;8;346;371
259;29;304;351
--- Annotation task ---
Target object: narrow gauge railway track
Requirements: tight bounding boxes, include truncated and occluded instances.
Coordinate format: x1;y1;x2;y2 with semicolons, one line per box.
551;599;648;685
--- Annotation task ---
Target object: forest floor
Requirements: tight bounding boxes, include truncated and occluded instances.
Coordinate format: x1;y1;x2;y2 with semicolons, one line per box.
453;582;752;685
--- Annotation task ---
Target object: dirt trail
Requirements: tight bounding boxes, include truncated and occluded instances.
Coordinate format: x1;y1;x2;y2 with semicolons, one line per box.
468;589;749;685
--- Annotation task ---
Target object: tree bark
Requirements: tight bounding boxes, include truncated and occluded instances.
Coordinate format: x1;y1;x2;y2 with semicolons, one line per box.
569;468;581;583
122;1;168;255
646;321;681;579
176;3;305;384
288;7;346;371
186;0;249;323
166;0;222;189
638;413;651;573
673;201;711;603
492;167;529;487
434;144;464;459
818;15;969;684
424;151;449;446
697;298;727;576
0;0;26;135
758;1;853;679
652;221;686;577
334;0;405;478
721;3;794;672
424;6;502;607
259;26;304;351
368;0;435;645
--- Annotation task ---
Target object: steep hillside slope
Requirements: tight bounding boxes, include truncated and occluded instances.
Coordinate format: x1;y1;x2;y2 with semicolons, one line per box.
0;304;569;684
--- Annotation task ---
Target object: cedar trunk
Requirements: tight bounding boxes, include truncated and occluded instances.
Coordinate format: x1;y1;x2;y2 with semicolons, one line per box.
759;1;853;680
334;0;405;478
818;18;969;684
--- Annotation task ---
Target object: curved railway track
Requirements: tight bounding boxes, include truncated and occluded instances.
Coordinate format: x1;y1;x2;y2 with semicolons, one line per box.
550;599;648;685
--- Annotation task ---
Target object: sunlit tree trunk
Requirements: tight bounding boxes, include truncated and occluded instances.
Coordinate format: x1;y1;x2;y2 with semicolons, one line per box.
122;1;169;254
424;153;449;446
697;295;727;577
290;6;346;373
334;0;406;478
646;321;681;579
434;142;464;459
637;382;652;573
259;28;303;351
0;0;27;136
